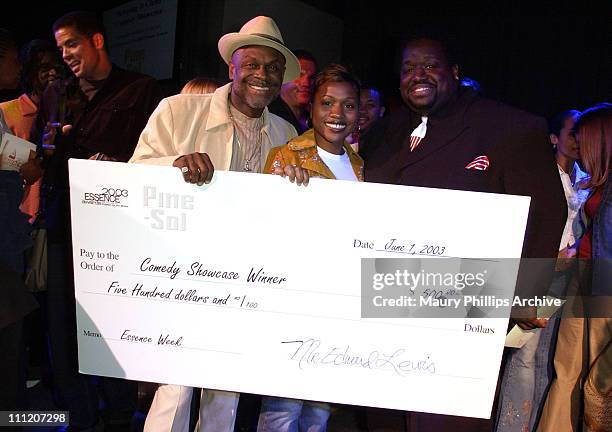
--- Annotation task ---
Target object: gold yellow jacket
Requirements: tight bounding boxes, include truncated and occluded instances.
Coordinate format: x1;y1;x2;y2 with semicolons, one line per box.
263;129;364;181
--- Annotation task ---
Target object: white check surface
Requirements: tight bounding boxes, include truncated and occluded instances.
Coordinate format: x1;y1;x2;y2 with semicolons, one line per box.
69;159;530;419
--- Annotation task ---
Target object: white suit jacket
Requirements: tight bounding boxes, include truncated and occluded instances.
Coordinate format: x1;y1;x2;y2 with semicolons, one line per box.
129;83;297;168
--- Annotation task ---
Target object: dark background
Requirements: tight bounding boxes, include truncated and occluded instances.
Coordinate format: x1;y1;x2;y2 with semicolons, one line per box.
7;0;611;118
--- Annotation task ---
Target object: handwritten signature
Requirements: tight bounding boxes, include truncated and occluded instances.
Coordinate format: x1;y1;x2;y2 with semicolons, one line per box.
282;338;436;376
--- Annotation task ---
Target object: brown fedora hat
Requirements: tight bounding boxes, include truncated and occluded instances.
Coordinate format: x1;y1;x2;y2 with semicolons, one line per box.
218;16;300;83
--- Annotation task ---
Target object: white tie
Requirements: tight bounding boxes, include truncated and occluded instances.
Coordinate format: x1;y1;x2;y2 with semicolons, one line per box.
409;116;428;152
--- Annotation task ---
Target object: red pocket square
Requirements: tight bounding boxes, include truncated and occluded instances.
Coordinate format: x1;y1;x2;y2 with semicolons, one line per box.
465;155;490;171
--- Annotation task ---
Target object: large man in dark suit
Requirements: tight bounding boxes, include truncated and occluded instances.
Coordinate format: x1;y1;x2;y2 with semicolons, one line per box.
361;38;566;431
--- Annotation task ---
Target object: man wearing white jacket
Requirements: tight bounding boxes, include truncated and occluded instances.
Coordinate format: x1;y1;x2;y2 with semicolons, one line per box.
130;15;300;432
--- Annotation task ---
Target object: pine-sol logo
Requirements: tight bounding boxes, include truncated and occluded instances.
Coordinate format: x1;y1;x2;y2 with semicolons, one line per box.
82;187;129;207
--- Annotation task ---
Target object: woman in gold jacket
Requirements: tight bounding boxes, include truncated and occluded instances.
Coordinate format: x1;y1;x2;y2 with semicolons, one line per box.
264;64;363;183
259;64;362;432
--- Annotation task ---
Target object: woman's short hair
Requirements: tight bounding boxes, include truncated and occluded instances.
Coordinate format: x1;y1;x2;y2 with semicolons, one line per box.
312;64;360;103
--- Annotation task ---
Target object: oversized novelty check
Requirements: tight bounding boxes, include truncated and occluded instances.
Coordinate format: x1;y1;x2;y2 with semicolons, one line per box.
69;159;530;419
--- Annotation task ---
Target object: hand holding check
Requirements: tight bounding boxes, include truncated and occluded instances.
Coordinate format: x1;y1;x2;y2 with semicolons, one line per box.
173;153;214;185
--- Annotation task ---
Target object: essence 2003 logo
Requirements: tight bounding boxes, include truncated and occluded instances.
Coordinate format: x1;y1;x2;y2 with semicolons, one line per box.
82;187;129;207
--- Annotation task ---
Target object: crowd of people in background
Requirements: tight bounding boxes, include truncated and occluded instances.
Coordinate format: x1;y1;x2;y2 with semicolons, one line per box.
0;10;610;432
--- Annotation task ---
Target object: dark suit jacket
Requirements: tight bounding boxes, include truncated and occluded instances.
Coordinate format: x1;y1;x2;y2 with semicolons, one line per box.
38;65;163;164
362;88;566;431
38;65;163;243
362;87;566;263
